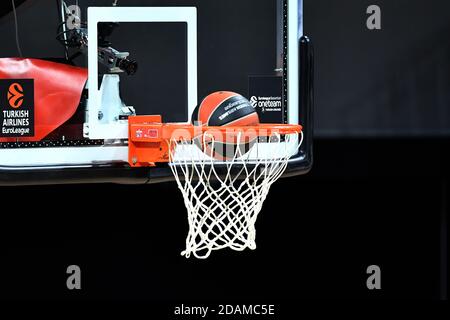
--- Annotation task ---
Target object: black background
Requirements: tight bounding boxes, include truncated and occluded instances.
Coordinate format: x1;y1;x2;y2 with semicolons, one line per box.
0;0;449;304
102;22;190;122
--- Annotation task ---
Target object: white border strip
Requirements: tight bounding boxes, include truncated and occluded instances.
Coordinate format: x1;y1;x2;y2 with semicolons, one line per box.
0;146;128;167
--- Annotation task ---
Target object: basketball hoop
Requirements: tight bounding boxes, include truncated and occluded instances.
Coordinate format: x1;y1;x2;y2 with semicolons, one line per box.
127;116;303;258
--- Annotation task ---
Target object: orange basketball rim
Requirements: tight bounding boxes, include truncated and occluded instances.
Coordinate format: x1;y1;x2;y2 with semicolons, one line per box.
128;115;303;167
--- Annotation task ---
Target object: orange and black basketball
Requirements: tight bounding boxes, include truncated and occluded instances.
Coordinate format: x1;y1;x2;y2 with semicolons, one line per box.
191;91;260;160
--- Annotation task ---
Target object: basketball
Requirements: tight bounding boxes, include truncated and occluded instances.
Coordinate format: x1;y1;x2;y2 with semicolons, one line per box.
191;91;260;160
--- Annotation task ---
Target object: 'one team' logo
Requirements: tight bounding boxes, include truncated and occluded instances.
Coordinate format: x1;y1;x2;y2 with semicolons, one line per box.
250;96;258;108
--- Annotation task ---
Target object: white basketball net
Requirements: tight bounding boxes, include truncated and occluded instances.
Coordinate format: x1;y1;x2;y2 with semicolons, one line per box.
169;130;303;259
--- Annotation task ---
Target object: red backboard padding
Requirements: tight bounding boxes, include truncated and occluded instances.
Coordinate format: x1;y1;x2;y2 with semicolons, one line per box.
0;58;87;142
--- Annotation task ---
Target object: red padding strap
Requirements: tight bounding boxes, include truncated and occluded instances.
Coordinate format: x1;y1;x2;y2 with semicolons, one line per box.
0;58;88;142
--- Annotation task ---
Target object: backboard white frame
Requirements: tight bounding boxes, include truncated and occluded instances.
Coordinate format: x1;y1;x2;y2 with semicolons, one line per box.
87;7;198;140
288;0;300;125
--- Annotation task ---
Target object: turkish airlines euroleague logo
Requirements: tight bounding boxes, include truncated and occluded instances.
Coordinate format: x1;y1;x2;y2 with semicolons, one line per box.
7;83;24;109
0;79;34;137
